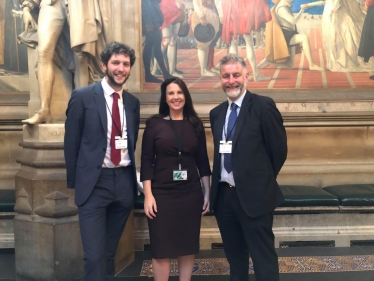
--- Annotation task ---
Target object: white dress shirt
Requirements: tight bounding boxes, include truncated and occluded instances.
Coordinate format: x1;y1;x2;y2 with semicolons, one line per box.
101;78;131;168
220;91;247;186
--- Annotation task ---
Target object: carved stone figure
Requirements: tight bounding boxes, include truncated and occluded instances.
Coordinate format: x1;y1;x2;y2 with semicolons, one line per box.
19;0;110;124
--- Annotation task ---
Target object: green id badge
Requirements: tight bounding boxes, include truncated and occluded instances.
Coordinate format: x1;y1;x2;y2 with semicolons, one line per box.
173;170;188;181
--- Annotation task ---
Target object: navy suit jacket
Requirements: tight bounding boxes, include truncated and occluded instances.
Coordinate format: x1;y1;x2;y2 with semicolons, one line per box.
209;91;287;218
64;82;140;206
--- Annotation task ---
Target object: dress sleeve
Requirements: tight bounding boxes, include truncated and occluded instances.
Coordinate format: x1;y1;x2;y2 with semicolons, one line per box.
140;118;156;181
195;126;212;178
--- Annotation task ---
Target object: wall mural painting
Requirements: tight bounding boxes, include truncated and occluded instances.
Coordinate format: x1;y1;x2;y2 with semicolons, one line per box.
0;0;29;93
142;0;374;91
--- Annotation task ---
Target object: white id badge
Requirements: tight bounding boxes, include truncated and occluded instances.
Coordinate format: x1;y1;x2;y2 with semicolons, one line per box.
173;170;188;181
219;141;232;153
115;136;127;149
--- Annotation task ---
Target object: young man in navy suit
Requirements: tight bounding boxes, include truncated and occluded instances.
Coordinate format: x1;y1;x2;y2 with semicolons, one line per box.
64;42;140;281
210;53;287;281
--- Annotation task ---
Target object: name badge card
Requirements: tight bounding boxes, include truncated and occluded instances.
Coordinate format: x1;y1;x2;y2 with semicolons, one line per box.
115;136;127;149
219;141;232;153
173;170;188;181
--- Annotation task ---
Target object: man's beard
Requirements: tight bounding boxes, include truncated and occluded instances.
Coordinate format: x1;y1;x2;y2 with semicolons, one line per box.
106;70;129;87
223;84;244;99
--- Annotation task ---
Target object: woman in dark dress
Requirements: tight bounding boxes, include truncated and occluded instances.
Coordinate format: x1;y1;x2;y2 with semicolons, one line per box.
140;77;211;281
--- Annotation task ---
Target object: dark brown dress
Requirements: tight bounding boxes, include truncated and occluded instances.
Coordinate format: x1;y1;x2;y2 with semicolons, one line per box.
140;117;211;259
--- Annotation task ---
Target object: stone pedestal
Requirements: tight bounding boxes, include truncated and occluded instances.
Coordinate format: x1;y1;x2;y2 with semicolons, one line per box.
14;124;83;281
14;124;134;281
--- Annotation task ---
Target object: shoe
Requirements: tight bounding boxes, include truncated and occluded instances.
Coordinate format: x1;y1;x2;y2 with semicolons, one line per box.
170;72;184;78
248;73;271;82
210;67;220;74
201;70;218;77
151;68;162;76
145;75;163;83
174;69;184;75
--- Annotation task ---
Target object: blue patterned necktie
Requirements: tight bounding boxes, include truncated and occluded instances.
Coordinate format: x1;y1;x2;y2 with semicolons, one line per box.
224;103;238;173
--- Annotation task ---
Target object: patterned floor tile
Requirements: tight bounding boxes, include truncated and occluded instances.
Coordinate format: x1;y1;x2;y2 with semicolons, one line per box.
140;255;374;276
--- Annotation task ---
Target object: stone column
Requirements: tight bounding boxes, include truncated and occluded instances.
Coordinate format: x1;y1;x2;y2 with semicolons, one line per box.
14;124;83;281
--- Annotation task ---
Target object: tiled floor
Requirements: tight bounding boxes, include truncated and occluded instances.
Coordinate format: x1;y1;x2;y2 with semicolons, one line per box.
3;247;372;281
117;247;374;280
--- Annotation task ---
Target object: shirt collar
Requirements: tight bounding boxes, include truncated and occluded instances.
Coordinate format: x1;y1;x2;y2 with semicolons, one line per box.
227;89;247;109
101;77;123;100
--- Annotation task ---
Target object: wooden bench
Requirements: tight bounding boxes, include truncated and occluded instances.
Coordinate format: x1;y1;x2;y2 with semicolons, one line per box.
274;184;374;247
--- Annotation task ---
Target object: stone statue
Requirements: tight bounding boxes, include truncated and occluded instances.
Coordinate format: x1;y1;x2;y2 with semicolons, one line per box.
19;0;111;124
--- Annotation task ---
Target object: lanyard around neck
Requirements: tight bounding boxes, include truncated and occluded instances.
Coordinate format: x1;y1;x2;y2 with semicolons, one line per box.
169;116;186;169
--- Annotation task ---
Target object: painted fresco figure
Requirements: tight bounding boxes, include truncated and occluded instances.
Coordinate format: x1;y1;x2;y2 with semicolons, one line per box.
258;0;324;71
142;0;172;83
220;0;272;81
254;26;266;49
20;0;110;124
152;0;185;78
207;22;223;74
191;0;222;77
322;0;374;72
358;0;374;64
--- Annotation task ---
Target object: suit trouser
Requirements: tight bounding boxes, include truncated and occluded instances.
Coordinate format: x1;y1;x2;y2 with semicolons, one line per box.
215;182;279;281
78;167;135;281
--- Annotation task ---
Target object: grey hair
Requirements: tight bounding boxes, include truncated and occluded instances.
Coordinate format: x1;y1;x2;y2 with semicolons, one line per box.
219;53;247;69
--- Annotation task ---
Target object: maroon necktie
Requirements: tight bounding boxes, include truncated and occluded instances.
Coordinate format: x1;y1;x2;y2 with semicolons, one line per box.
110;92;121;166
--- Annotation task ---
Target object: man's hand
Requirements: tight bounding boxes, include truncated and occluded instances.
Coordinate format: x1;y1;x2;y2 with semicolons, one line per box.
23;7;36;34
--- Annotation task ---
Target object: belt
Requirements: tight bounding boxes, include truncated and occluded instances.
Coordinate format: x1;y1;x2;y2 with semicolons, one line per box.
219;182;235;189
100;166;131;176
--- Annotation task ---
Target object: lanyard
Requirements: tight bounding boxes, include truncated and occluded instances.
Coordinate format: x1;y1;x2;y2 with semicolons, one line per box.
105;99;125;138
169;116;186;170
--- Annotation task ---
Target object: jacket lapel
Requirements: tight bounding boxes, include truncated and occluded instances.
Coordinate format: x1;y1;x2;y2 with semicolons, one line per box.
94;83;107;135
232;90;252;147
215;102;228;142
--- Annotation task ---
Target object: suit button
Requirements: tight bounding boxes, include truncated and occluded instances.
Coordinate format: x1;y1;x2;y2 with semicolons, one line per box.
97;166;101;169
